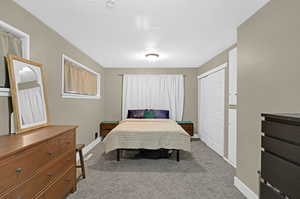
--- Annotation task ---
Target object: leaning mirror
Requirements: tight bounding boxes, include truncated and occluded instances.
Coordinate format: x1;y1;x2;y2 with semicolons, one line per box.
7;55;49;133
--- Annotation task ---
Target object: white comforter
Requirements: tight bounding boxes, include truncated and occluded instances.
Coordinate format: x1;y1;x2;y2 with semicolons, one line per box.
103;119;191;153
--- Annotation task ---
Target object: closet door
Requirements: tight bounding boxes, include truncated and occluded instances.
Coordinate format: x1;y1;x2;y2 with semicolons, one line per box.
199;77;208;143
199;68;225;156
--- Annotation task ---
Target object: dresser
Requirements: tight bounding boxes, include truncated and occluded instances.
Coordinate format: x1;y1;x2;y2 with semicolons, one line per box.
261;113;300;199
0;125;77;199
176;121;194;136
100;121;119;139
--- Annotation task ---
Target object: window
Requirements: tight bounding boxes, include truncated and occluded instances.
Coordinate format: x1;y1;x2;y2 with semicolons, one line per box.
0;20;30;97
62;55;101;99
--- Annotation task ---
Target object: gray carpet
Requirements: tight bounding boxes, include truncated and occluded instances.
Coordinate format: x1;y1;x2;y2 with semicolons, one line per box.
68;141;245;199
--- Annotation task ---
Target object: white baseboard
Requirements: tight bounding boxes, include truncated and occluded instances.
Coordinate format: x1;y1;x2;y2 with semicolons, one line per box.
234;177;258;199
76;137;101;161
223;157;236;168
84;153;93;161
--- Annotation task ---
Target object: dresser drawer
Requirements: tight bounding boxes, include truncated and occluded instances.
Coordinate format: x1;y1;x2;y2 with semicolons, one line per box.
1;151;74;199
261;151;300;199
45;151;74;184
60;130;75;152
262;136;300;165
0;143;49;195
46;137;62;160
262;120;300;144
260;182;285;199
46;130;75;160
2;170;49;199
43;168;75;199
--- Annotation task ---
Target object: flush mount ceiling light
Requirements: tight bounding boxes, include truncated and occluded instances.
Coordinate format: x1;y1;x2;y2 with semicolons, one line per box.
106;0;116;8
145;53;159;62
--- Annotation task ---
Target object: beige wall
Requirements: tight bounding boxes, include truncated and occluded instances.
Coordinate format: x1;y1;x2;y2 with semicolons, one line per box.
198;46;235;76
0;0;104;145
198;46;235;158
103;68;198;132
237;0;300;194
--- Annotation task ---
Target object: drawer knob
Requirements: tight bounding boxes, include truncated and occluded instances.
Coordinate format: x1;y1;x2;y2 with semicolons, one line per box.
48;152;54;156
16;196;22;199
15;168;22;173
48;173;55;177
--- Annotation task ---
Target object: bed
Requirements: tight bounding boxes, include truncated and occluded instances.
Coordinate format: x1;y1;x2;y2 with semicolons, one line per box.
103;110;191;161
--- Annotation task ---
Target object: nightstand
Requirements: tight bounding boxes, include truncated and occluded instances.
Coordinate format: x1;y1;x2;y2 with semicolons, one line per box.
176;121;194;136
100;120;119;139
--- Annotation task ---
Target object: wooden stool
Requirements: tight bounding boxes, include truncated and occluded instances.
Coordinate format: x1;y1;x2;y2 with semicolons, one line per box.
76;144;86;181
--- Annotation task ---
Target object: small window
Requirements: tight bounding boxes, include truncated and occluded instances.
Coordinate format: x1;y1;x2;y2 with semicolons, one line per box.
0;20;30;96
62;55;101;99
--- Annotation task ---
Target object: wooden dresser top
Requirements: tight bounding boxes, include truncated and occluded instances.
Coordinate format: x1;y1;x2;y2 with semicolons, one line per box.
0;125;78;160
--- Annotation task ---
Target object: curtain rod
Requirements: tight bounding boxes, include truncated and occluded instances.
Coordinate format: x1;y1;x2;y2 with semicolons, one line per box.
118;74;186;77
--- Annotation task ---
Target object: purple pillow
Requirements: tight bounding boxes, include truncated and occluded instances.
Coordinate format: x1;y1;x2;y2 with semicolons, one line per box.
152;110;169;119
127;110;145;119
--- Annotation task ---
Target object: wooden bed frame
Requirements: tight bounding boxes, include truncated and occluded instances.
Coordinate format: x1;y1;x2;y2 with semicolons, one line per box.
116;149;180;162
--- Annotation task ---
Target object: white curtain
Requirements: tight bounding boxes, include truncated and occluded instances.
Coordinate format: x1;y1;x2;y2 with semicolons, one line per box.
0;31;22;87
122;74;184;121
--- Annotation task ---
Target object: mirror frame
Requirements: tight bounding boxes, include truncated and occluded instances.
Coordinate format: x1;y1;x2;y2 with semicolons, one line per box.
7;54;49;133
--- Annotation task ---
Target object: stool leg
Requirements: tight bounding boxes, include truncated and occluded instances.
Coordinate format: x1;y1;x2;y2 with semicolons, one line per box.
79;150;86;179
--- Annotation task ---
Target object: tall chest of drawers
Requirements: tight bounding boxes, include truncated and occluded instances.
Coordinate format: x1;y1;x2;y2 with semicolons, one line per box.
261;114;300;199
0;125;77;199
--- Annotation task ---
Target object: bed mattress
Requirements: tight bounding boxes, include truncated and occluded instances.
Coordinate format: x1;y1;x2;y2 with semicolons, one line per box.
103;119;191;153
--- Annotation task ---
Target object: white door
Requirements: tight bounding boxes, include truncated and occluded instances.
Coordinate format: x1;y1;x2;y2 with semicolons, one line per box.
199;76;209;143
199;67;225;156
228;108;237;167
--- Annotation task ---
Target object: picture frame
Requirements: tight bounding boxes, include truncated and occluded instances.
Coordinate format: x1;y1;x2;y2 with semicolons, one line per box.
7;54;49;133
